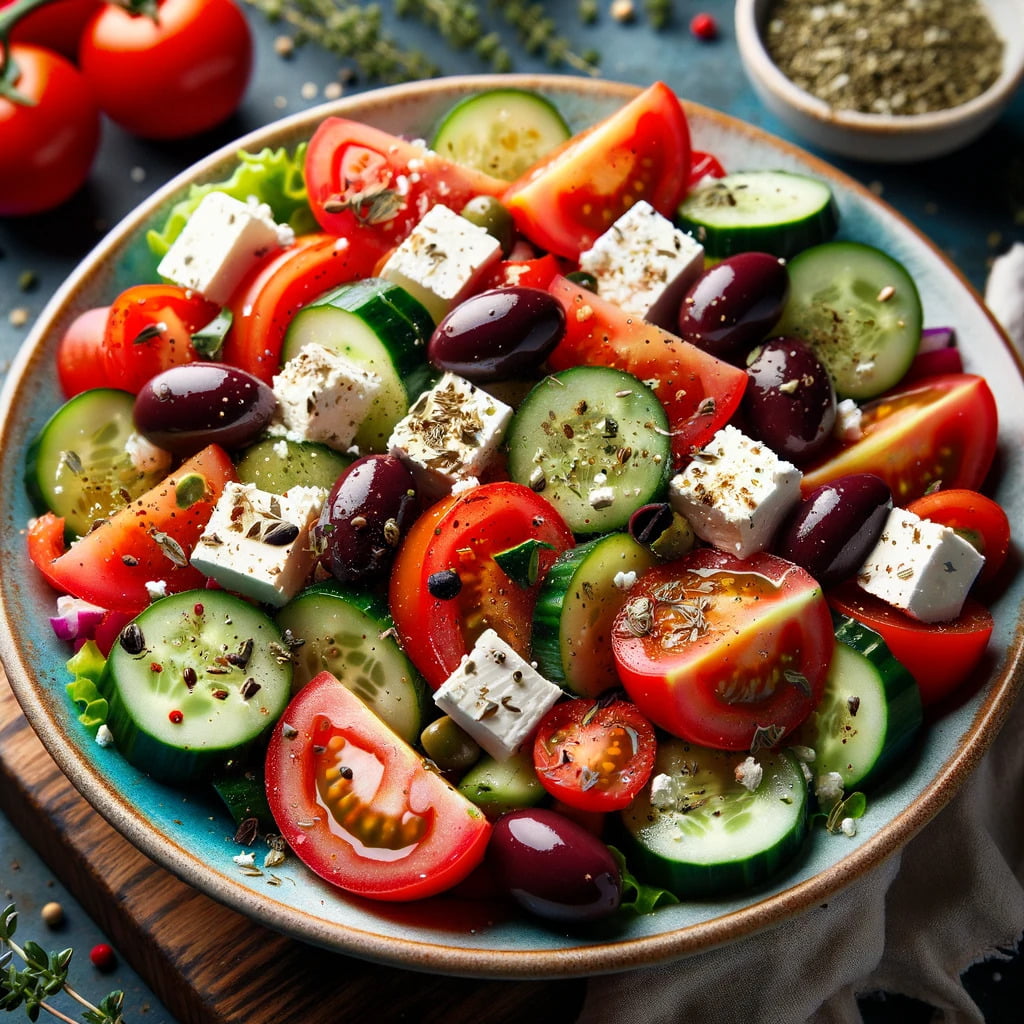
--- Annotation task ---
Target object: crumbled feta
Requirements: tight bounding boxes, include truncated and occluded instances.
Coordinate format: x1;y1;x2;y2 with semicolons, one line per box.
668;424;802;557
232;851;256;867
272;342;383;451
145;580;168;601
433;628;563;761
156;191;285;304
379;204;502;322
190;482;326;607
125;432;172;475
613;570;637;590
790;745;816;764
388;372;512;500
833;398;863;442
649;772;682;810
578;200;705;326
95;724;114;748
840;817;858;837
815;770;845;807
734;755;763;792
856;507;985;623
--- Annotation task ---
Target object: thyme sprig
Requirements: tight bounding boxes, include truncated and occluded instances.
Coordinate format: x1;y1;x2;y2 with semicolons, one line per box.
0;905;125;1024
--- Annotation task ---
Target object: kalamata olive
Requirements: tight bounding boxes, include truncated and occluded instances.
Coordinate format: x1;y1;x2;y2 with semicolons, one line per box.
743;336;837;463
312;454;418;584
628;502;695;560
775;473;893;586
133;362;276;455
676;252;790;363
428;287;566;382
488;808;622;923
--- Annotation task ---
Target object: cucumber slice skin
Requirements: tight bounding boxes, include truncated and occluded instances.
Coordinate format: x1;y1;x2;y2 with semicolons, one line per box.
274;581;428;745
677;170;839;259
618;740;809;898
795;615;923;790
280;278;435;453
431;88;571;181
532;532;657;697
100;590;293;783
773;240;923;401
506;366;672;536
24;388;165;538
235;436;352;494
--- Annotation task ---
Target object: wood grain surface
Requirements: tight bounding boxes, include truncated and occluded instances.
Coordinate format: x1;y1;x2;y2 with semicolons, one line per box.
0;674;586;1023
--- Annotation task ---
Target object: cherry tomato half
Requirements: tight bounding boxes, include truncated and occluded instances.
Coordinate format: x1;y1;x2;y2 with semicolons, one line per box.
56;306;111;397
612;549;835;751
0;43;101;216
905;488;1011;586
78;0;252;139
533;699;657;812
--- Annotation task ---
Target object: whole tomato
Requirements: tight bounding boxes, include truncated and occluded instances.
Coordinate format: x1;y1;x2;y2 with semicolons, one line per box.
0;42;101;216
78;0;253;140
1;0;102;59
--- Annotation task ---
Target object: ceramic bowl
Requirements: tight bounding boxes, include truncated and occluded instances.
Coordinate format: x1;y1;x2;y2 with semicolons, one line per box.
735;0;1024;162
1;74;1023;978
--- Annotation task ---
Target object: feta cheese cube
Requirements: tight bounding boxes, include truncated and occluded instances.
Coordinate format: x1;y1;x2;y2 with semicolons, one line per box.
190;482;325;607
856;507;985;623
668;424;802;558
156;191;285;305
388;372;512;500
433;629;563;761
272;343;382;451
578;200;705;327
379;204;502;322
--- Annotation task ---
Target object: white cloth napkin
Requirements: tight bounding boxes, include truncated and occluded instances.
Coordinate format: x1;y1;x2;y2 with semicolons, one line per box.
579;249;1024;1023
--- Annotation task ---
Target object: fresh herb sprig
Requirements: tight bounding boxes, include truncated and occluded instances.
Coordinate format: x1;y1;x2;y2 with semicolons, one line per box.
0;905;124;1024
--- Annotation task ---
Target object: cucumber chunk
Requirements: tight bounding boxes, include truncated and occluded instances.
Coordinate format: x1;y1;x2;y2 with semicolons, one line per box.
619;739;809;897
431;88;571;181
235;436;351;494
506;366;672;535
281;278;435;453
275;582;428;745
772;240;923;400
677;169;839;259
532;532;657;697
794;614;922;790
100;590;293;783
24;388;167;538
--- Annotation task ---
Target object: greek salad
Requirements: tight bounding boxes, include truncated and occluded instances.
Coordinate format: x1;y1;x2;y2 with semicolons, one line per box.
22;82;1010;924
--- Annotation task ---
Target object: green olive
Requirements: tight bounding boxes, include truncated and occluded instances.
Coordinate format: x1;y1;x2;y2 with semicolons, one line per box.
420;715;482;773
565;270;598;291
459;196;516;256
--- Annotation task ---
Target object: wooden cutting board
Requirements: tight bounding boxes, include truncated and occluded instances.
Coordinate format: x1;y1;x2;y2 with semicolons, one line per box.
0;673;586;1023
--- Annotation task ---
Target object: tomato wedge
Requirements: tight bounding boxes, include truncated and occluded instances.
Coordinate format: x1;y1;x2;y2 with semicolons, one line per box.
389;482;574;690
801;373;998;504
546;275;748;468
612;549;834;750
502;82;692;259
533;698;657;812
827;581;993;707
265;670;491;901
221;232;386;384
305;118;507;250
905;488;1011;587
27;445;236;613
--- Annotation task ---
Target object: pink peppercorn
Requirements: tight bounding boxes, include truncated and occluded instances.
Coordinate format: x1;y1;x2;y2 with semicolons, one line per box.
89;943;117;972
690;12;718;40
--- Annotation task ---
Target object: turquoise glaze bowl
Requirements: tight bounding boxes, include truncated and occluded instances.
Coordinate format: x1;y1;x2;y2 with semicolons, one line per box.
1;76;1023;977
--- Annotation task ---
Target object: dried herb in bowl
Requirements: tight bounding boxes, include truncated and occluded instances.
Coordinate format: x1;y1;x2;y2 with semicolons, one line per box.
763;0;1004;115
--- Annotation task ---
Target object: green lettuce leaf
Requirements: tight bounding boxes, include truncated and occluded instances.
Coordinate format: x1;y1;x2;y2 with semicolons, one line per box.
609;846;679;915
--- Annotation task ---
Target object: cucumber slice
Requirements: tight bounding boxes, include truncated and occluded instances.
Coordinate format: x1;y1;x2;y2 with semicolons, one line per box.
274;581;428;745
431;88;571;181
619;739;808;898
100;590;293;783
506;366;672;535
457;749;547;819
235;436;351;494
793;614;922;790
676;169;839;259
281;278;435;453
772;240;923;400
532;532;657;697
24;388;167;538
212;769;275;832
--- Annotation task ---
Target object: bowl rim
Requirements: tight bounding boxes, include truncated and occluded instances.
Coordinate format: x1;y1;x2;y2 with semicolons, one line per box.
2;72;1024;978
735;0;1024;133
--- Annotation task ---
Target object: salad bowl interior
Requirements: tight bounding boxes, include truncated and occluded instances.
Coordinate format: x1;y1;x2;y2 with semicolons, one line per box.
1;74;1023;978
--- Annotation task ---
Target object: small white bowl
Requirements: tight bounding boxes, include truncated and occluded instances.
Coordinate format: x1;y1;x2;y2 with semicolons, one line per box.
735;0;1024;162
